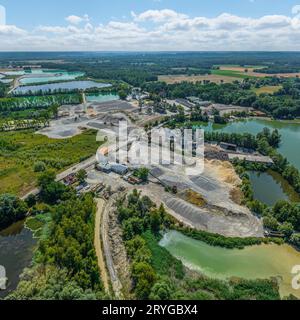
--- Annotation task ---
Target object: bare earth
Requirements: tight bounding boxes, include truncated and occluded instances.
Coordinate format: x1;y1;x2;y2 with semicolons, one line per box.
94;198;110;294
219;66;259;72
140;160;264;238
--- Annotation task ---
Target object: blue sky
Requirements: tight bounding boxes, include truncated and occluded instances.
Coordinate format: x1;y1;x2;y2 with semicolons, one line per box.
1;0;300;28
0;0;300;50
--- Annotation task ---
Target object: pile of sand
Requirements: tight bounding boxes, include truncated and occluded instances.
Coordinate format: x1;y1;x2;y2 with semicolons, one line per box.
180;189;207;207
204;159;243;204
205;159;241;186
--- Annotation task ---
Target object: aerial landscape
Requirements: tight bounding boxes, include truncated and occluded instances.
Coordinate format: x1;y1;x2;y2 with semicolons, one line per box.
1;0;300;311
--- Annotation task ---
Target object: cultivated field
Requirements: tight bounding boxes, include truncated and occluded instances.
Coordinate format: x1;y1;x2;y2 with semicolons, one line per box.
219;65;265;72
218;65;300;78
253;85;282;95
158;74;242;84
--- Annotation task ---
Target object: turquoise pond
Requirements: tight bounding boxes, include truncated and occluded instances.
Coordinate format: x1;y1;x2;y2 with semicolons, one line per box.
86;93;119;102
13;81;112;94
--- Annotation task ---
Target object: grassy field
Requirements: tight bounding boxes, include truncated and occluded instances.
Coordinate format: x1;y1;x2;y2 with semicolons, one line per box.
217;65;266;71
211;69;258;79
158;66;269;84
214;64;266;69
0;129;98;196
215;65;300;79
253;85;282;95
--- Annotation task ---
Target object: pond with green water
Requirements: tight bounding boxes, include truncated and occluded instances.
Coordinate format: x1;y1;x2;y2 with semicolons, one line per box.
160;230;300;298
248;170;300;206
86;93;119;103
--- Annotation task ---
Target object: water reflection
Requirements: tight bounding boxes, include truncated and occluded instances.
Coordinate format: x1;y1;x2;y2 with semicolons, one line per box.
0;221;36;298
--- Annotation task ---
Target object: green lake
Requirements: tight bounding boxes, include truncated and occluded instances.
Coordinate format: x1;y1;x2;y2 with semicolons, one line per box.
248;170;300;206
4;69;85;85
86;93;119;103
160;230;300;298
201;118;300;170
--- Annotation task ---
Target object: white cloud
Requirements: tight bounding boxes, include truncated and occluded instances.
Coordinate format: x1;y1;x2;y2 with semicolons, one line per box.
0;25;26;35
292;5;300;15
38;25;69;33
132;9;188;22
2;8;300;51
65;14;89;25
254;15;291;29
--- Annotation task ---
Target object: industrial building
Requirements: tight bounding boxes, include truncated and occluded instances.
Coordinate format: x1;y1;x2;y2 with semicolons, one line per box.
96;162;128;176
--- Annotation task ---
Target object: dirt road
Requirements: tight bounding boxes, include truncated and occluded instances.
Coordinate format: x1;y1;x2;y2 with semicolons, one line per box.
102;195;123;299
94;198;110;294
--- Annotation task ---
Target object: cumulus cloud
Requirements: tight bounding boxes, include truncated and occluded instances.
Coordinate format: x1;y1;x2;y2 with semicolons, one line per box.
1;8;300;51
292;5;300;15
132;9;188;22
0;25;26;35
65;14;89;25
37;25;70;34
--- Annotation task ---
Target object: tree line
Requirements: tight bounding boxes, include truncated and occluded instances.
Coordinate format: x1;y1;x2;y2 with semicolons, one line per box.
143;78;300;119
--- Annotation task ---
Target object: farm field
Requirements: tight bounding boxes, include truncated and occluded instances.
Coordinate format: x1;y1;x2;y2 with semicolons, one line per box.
218;65;265;72
158;65;269;84
0;129;98;196
211;69;257;79
216;65;300;78
253;85;282;95
158;74;242;84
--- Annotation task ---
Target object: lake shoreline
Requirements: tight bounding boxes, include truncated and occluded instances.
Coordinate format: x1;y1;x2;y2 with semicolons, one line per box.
160;230;300;299
0;220;36;298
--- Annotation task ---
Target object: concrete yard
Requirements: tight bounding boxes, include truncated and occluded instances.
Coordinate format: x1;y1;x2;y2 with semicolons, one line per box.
37;102;137;139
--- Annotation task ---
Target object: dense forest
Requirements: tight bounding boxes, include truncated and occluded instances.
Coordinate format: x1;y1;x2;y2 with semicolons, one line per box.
0;82;6;97
0;194;28;229
32;51;300;87
3;51;300;71
7;172;106;300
